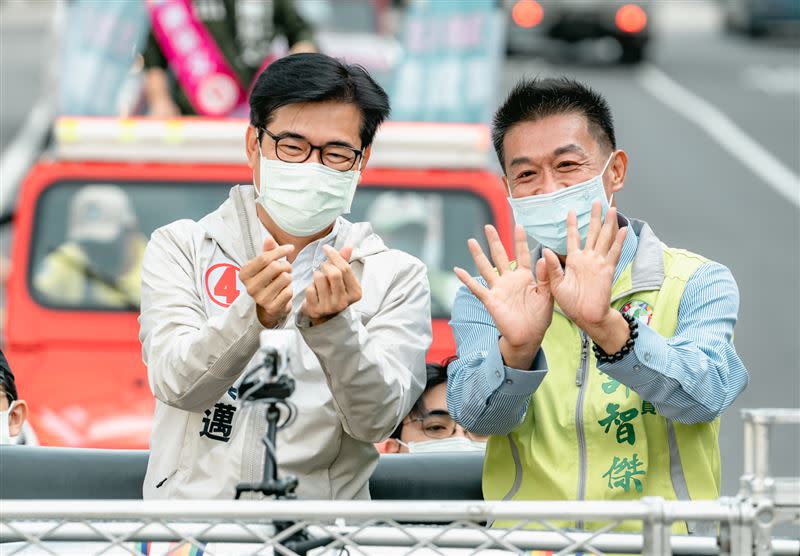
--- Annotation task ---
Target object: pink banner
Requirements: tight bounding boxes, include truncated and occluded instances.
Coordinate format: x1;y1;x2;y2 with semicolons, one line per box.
146;0;246;117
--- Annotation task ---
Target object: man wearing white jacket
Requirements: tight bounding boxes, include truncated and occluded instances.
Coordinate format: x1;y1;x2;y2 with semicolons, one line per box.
139;53;432;500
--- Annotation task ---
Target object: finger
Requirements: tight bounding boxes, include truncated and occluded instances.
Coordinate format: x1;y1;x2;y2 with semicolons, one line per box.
321;244;360;295
323;244;349;270
249;260;292;293
323;262;346;303
267;283;294;315
338;245;353;263
454;266;490;305
607;226;628;267
584;200;602;250
485;225;510;274
566;210;581;254
259;244;294;268
304;283;319;307
262;236;277;253
542;248;564;287
467;238;497;287
255;271;292;306
313;270;331;308
514;225;532;270
240;244;293;280
595;206;619;255
534;257;551;296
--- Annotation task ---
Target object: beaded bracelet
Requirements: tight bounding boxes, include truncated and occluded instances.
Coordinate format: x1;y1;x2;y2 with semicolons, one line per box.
592;312;640;364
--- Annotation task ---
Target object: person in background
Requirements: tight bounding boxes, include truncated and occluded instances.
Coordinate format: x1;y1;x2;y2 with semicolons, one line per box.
34;185;146;309
381;362;487;454
143;0;316;117
0;349;36;445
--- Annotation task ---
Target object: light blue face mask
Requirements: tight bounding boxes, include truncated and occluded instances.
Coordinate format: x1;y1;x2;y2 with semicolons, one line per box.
507;154;615;255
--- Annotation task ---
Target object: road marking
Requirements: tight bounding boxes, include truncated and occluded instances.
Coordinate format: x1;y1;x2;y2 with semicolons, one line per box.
741;65;800;96
637;64;800;208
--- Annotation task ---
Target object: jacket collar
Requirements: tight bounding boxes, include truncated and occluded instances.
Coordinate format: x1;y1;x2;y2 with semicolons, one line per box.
199;185;389;266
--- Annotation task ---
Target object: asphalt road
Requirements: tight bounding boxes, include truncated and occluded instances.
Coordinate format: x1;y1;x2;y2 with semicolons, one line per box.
501;6;800;497
0;3;52;153
1;0;797;502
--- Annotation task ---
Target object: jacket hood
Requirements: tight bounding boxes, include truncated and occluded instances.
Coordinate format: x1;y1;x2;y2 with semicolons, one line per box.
199;185;388;265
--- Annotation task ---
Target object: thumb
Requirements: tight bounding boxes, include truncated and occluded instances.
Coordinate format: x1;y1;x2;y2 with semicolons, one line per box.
263;236;277;252
534;257;551;296
339;246;353;262
543;248;564;285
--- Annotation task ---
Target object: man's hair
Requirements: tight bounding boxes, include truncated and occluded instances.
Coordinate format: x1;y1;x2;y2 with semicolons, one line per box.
492;77;616;171
390;363;449;439
0;351;17;405
249;53;391;148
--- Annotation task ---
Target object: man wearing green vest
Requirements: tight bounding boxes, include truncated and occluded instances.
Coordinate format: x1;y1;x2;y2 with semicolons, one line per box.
447;77;749;534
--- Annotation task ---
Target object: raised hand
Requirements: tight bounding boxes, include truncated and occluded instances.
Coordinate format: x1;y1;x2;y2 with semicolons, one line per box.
543;202;628;345
454;224;553;369
240;237;295;328
302;244;362;326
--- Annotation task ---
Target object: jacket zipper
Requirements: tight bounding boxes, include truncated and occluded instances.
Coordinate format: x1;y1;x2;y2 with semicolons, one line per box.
572;285;656;528
234;189;260;488
575;331;590;530
235;189;258;262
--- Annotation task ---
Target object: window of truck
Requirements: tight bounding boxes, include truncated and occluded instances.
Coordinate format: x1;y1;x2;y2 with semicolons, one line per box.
28;180;492;319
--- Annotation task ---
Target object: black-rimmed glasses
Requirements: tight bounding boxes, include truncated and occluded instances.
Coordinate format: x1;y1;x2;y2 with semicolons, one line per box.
407;411;487;441
260;128;363;172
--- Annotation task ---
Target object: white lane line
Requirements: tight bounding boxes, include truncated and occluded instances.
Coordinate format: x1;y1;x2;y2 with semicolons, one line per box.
0;97;53;214
637;63;800;208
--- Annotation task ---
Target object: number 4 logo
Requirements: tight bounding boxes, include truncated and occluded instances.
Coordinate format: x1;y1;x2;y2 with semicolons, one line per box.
205;263;241;307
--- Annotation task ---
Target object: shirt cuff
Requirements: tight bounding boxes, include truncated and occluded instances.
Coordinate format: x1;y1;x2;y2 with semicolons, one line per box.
482;339;548;396
597;323;669;389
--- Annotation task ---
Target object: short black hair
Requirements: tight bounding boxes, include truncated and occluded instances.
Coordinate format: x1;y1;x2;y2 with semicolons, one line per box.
492;77;616;172
390;363;449;439
0;350;17;405
249;53;390;149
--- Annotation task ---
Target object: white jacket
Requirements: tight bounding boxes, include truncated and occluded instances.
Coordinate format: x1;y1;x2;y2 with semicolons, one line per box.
139;185;431;500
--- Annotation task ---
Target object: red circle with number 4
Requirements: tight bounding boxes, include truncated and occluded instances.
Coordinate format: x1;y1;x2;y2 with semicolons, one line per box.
205;263;242;308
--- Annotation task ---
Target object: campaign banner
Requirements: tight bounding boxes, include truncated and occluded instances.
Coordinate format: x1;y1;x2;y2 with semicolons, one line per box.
58;0;151;116
391;0;506;124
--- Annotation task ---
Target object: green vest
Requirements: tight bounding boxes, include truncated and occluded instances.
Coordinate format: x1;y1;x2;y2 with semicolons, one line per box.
483;220;720;534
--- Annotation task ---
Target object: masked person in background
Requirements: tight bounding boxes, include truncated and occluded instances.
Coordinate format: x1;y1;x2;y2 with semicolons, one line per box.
143;0;316;118
34;185;146;309
448;78;748;533
368;192;461;316
381;362;487;454
0;350;36;446
139;53;431;500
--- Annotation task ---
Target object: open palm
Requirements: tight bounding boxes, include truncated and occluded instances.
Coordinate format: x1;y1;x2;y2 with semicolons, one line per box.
455;225;553;349
544;204;627;330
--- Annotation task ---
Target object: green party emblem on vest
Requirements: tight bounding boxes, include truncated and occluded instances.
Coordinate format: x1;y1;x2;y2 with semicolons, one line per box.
621;299;653;325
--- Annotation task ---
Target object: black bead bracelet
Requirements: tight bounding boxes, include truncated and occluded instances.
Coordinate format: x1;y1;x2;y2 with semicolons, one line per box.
592;312;640;364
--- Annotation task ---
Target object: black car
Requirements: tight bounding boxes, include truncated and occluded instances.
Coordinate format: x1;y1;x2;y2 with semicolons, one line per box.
505;0;651;64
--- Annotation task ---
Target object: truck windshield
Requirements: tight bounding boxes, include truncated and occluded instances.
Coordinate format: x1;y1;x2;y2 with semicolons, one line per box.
29;181;493;319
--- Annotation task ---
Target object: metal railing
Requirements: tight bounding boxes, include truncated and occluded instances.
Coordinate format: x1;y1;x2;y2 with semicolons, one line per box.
1;409;797;556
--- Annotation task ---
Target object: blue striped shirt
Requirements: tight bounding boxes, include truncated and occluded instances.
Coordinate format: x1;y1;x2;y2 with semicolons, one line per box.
447;222;749;436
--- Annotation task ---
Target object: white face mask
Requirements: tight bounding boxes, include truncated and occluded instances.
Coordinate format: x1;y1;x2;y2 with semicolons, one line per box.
255;144;361;237
399;437;487;454
0;401;20;445
507;154;615;255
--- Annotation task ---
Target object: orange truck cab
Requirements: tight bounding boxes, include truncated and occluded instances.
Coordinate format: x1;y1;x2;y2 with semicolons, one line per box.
4;117;513;448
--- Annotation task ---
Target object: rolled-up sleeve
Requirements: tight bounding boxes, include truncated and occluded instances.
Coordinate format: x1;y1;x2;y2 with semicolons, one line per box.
599;262;749;424
447;283;547;436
